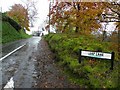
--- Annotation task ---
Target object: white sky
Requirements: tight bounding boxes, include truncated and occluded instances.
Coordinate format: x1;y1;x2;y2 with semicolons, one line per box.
0;0;49;34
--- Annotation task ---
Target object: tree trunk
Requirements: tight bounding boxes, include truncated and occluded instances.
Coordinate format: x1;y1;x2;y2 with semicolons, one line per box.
75;27;79;33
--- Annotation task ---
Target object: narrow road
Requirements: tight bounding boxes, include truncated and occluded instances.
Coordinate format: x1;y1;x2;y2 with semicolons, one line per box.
1;39;27;58
0;36;41;88
0;36;79;89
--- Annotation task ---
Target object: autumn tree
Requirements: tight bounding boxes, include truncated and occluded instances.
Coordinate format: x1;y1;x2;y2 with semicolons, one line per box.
102;1;120;43
49;1;107;35
106;1;119;19
7;4;30;31
101;1;120;29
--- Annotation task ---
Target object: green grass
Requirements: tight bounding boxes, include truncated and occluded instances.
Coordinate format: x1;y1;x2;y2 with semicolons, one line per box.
19;29;31;39
1;21;31;44
44;33;119;88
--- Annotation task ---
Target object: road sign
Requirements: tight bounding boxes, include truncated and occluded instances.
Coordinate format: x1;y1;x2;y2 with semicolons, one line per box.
81;51;112;59
79;49;114;70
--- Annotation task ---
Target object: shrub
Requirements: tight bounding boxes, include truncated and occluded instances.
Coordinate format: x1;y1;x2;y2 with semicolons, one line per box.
44;33;118;88
2;13;21;31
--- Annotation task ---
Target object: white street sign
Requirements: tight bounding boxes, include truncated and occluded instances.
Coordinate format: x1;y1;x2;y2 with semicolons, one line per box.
81;51;112;59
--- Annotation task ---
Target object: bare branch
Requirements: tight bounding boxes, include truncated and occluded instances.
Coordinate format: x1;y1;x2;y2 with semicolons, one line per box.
21;0;38;27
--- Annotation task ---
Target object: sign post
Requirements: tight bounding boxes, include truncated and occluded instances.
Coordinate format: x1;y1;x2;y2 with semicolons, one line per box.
79;49;82;63
110;52;114;70
79;49;114;70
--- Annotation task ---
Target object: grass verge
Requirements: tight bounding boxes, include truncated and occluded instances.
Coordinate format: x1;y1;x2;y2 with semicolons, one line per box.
44;33;118;88
1;21;31;44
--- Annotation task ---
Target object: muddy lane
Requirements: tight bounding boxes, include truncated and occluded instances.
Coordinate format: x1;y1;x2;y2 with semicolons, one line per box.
1;36;41;88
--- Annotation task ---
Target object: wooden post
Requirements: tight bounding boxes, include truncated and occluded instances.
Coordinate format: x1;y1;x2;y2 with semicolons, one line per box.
110;52;114;70
79;49;82;63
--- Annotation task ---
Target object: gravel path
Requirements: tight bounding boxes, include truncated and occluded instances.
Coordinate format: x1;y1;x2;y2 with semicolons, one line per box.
33;38;80;88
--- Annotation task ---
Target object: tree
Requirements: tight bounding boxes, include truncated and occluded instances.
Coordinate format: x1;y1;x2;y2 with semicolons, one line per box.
101;1;120;31
103;1;120;21
49;2;106;35
102;0;120;46
21;0;38;27
7;4;30;31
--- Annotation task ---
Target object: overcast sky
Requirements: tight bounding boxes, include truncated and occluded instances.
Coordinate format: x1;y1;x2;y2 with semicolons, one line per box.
0;0;49;34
